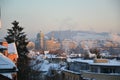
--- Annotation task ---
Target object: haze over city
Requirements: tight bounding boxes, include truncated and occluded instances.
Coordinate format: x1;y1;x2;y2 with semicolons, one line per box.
0;0;120;38
0;0;120;80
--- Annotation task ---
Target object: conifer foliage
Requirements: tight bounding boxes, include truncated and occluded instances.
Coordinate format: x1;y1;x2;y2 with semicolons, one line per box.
5;20;29;56
5;21;30;80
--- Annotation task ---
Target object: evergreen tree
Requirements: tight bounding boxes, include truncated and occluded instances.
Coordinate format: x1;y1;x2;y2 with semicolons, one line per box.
5;20;29;56
5;21;30;80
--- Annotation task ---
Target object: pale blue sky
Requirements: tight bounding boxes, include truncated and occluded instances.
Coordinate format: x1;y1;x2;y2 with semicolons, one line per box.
0;0;120;38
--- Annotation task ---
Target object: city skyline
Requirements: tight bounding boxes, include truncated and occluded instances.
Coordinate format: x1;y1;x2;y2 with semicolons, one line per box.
0;0;120;38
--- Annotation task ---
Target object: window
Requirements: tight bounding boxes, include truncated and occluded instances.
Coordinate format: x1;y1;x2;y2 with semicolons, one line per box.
101;67;115;73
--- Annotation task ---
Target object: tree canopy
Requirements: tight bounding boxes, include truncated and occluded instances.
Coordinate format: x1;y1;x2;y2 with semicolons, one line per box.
5;20;29;57
5;21;31;80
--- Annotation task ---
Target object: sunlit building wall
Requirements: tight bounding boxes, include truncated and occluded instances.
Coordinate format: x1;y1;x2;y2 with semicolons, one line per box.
45;38;60;51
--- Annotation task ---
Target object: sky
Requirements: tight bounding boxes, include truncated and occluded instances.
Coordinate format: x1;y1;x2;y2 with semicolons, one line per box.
0;0;120;39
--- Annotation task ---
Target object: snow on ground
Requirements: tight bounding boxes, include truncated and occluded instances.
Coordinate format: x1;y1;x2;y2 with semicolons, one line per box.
31;58;62;73
29;50;67;74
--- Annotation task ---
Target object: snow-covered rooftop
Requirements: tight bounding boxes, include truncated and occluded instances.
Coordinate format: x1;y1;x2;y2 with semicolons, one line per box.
38;60;60;72
67;58;120;67
89;60;120;66
67;58;93;63
45;54;57;58
63;69;80;75
0;73;12;79
0;53;17;69
0;45;7;49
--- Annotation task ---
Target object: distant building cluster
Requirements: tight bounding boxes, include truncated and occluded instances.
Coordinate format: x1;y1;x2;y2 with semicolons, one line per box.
35;31;77;52
34;31;120;57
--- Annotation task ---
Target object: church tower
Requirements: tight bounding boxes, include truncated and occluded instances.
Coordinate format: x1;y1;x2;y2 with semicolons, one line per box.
40;31;44;49
35;31;45;50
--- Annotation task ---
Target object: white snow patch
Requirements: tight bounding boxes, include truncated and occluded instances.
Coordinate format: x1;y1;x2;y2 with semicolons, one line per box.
0;53;17;69
8;42;18;54
0;73;12;79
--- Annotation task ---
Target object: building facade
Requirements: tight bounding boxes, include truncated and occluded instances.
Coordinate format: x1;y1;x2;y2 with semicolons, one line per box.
45;39;60;51
35;31;45;50
65;58;120;80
